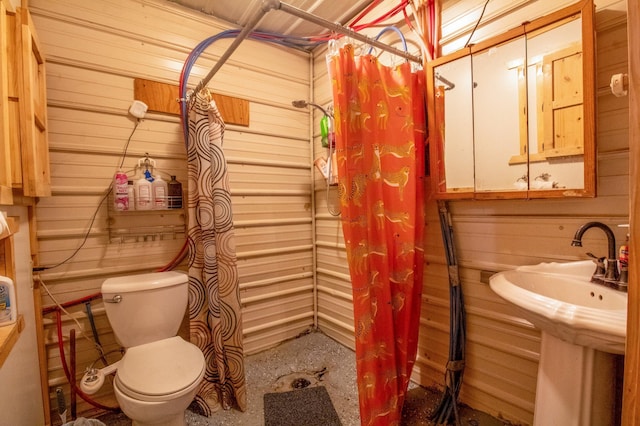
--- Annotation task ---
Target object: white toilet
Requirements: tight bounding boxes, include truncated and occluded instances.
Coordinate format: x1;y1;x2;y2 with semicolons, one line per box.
100;271;205;426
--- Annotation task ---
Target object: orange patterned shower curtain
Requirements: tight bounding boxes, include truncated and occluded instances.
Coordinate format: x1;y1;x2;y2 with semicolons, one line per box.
328;44;426;425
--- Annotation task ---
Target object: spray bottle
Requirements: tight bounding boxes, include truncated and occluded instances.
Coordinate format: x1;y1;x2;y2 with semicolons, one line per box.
113;170;129;211
619;232;629;285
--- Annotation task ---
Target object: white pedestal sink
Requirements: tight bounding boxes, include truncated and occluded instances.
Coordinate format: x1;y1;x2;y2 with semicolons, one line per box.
490;261;626;426
535;332;616;426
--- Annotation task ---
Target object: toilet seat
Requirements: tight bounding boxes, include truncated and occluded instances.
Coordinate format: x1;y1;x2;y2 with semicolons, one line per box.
115;336;205;402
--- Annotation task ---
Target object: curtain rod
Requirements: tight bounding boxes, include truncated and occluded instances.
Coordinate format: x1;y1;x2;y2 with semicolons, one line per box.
273;0;422;64
192;3;271;94
194;0;423;93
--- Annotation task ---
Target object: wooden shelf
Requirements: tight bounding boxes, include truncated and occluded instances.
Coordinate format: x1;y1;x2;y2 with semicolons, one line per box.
0;314;24;368
0;216;17;239
0;216;17;277
0;215;20;369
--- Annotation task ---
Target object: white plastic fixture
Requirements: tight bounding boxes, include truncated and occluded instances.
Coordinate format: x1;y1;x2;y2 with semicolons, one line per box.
489;260;627;425
489;260;626;353
129;100;148;119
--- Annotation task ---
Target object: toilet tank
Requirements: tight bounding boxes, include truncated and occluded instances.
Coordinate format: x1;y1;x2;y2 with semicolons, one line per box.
102;271;189;348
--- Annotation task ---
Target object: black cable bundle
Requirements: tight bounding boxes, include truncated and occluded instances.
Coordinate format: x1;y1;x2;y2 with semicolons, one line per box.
429;200;467;425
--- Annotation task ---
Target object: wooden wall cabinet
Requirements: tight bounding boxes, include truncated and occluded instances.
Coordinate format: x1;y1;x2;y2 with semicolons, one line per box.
0;4;50;205
427;0;595;199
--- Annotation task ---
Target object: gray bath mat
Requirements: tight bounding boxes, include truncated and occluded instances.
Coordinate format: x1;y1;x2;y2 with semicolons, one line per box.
264;386;342;426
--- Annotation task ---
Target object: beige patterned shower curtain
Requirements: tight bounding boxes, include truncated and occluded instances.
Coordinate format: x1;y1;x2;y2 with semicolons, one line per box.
187;90;247;415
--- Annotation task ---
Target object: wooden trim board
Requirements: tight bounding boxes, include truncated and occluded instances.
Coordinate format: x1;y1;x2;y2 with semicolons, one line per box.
133;78;250;127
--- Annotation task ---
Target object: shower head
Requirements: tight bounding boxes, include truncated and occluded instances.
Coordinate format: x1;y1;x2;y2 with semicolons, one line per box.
292;100;329;117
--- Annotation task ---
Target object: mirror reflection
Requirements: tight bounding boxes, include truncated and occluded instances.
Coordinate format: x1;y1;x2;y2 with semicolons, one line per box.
435;55;474;193
526;16;585;190
427;1;594;199
473;37;527;192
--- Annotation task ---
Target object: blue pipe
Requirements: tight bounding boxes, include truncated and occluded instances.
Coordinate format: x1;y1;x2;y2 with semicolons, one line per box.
367;26;408;56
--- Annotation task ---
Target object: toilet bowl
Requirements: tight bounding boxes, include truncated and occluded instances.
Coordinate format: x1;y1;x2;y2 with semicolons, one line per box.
113;337;205;426
96;272;206;426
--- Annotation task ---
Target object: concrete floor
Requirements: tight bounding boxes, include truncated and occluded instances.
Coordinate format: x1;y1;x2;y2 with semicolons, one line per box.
96;330;512;426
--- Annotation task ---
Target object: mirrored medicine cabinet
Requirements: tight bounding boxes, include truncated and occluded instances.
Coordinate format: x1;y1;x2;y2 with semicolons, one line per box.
427;0;595;199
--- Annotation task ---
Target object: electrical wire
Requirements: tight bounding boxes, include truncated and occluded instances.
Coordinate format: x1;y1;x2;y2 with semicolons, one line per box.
33;187;111;272
430;200;467;426
465;0;491;48
118;119;140;169
34;121;141;272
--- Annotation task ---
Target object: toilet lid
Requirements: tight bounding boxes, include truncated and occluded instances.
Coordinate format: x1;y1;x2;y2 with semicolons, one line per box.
117;336;205;399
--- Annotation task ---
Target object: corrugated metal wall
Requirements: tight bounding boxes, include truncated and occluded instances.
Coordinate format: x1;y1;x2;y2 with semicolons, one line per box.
312;1;629;424
30;0;315;420
28;0;629;424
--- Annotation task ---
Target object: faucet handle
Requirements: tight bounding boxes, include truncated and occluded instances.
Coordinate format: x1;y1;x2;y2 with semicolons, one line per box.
586;252;606;281
604;258;620;283
586;252;604;263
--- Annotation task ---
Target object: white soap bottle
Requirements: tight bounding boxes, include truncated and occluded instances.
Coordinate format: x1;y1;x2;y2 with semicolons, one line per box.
152;174;168;209
134;177;152;210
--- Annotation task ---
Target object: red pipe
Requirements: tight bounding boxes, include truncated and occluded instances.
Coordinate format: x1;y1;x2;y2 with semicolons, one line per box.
157;239;189;272
42;292;102;315
350;0;381;27
70;328;77;420
55;311;119;412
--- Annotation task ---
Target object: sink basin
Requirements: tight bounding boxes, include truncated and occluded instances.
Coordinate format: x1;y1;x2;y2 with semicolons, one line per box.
490;260;627;354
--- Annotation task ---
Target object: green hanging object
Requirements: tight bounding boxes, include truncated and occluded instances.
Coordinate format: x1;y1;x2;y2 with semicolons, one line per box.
320;115;329;147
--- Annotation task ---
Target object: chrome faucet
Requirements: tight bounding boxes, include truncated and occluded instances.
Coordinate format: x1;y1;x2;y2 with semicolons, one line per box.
571;222;621;287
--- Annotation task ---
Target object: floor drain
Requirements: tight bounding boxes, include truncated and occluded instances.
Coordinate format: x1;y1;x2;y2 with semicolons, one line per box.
291;378;311;389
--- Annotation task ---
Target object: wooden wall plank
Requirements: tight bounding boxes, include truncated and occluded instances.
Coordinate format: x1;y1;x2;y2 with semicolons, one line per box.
622;0;639;422
29;0;313;420
133;78;250;126
0;2;13;205
313;2;629;425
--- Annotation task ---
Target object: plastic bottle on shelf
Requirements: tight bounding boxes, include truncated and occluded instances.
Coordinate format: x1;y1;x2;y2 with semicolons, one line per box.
0;275;16;326
113;170;129;211
619;234;629;285
134;176;152;210
168;176;183;209
127;181;135;211
152;174;168;209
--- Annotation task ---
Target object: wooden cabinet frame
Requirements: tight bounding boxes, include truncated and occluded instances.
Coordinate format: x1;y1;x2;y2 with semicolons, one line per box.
0;4;51;203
